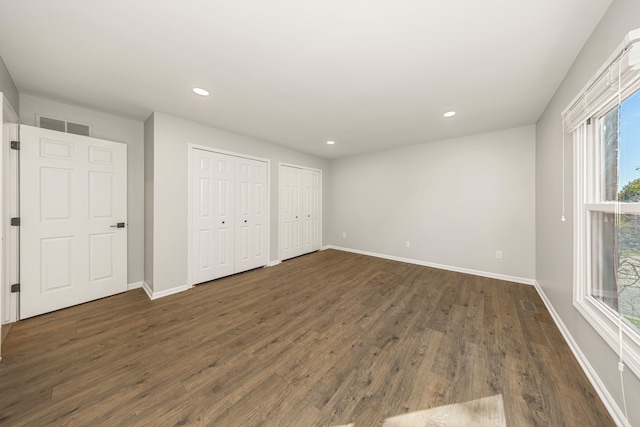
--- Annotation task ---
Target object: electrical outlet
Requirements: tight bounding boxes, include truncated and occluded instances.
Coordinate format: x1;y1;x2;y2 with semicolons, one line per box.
405;241;411;248
496;250;503;259
342;232;347;238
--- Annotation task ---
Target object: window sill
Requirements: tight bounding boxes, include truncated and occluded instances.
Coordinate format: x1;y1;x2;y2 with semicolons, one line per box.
574;295;640;379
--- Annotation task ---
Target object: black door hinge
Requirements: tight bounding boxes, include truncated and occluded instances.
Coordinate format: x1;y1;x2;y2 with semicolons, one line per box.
10;140;19;150
10;217;20;226
10;283;20;293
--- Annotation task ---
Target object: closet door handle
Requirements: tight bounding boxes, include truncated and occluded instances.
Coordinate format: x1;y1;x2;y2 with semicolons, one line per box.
222;221;225;224
244;220;247;223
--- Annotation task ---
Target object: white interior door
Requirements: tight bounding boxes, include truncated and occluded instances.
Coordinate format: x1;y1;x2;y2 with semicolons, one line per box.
20;125;127;319
302;169;321;253
192;149;235;284
280;165;303;260
235;157;268;273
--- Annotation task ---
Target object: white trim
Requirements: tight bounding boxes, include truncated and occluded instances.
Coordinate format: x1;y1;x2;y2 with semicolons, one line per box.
574;298;640;378
585;203;640;214
279;161;323;173
189;143;271;163
1;98;18;325
327;245;536;286
2;121;18;323
571;101;640;379
266;260;281;267
534;281;629;427
142;281;190;300
142;281;153;299
127;281;143;291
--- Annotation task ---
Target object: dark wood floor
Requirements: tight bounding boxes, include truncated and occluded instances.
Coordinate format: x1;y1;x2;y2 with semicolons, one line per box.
0;249;613;426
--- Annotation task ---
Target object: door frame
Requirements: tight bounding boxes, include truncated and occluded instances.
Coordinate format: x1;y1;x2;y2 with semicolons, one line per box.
278;162;323;262
186;144;270;288
2;96;18;326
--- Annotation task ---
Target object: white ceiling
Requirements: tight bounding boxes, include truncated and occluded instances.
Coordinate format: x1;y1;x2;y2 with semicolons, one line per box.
0;0;611;158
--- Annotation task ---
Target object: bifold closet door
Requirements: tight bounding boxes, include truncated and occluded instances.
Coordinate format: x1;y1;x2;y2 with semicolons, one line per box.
280;165;303;260
302;169;321;254
192;149;269;284
280;165;321;261
192;149;235;284
235;157;268;273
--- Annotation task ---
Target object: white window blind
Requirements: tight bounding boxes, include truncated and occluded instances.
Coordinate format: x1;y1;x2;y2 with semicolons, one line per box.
562;28;640;131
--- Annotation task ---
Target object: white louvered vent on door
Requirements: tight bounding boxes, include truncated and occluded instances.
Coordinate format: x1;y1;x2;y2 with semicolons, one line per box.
37;115;92;137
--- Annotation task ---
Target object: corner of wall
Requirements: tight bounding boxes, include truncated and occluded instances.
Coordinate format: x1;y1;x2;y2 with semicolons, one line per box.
532;281;629;426
0;55;19;116
143;113;155;292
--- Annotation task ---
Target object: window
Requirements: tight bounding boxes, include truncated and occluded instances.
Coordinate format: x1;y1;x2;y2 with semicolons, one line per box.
589;92;640;330
564;28;640;378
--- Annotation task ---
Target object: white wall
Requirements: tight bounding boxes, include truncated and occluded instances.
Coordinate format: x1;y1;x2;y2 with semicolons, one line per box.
329;125;536;283
536;0;640;425
0;56;18;114
147;113;330;294
19;94;145;285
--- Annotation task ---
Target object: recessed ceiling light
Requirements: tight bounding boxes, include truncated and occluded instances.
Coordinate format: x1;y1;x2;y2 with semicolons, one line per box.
192;87;210;96
443;111;456;118
326;140;335;145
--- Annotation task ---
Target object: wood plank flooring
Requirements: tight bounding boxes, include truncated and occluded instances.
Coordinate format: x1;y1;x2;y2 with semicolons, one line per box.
0;249;614;426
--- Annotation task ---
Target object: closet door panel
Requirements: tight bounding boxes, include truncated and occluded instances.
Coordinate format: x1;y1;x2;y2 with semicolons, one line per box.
280;165;303;260
235;157;268;273
192;150;215;283
212;154;235;279
192;150;235;284
302;169;321;253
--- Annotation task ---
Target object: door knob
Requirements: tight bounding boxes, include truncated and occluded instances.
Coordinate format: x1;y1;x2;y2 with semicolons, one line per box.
110;222;125;228
244;220;247;223
222;221;225;224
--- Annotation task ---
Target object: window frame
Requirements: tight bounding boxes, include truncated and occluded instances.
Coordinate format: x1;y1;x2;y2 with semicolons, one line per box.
573;84;640;379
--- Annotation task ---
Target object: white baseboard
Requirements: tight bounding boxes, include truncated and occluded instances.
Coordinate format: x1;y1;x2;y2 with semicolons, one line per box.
127;281;143;291
533;281;629;427
266;260;281;267
142;281;191;301
326;245;536;286
142;281;153;299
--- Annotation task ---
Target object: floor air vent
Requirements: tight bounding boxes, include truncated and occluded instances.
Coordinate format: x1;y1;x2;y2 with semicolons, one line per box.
38;115;91;137
520;300;537;313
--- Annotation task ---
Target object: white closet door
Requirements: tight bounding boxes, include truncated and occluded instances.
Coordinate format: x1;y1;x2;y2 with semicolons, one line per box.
280;165;303;260
302;169;321;253
20;125;127;319
192;149;235;284
235;157;268;273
